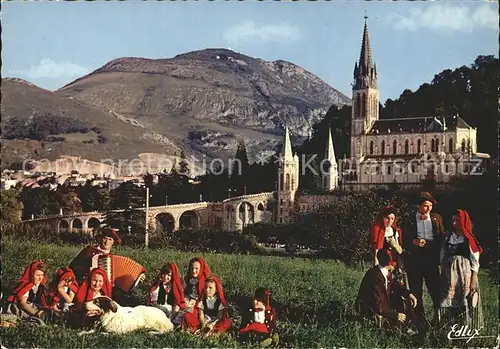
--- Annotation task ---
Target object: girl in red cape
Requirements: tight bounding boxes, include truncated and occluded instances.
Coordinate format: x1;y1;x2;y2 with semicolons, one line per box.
438;209;484;330
6;260;49;320
47;267;79;313
370;205;403;267
71;268;112;327
183;275;232;336
147;263;186;319
239;287;279;346
183;257;211;309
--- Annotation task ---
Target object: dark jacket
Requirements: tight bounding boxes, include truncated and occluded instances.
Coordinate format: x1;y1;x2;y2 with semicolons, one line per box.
402;212;445;253
355;266;409;321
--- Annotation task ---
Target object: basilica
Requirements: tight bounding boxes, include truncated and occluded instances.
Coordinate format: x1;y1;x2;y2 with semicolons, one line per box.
340;19;490;192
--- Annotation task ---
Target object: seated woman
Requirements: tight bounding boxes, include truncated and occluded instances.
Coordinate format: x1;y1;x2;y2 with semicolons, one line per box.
5;260;49;323
438;209;484;330
69;227;121;284
47;267;79;318
70;268;112;327
183;257;211;310
183;276;232;337
355;249;420;331
147;263;186;320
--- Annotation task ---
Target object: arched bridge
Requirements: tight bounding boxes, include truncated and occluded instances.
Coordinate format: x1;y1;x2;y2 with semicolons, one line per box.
22;192;276;234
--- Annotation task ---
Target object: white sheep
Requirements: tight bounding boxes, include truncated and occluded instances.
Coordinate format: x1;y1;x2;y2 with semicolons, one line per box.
91;296;174;335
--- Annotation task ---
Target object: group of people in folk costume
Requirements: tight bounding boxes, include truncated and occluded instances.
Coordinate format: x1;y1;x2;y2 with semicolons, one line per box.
3;191;484;341
356;191;484;335
2;228;278;345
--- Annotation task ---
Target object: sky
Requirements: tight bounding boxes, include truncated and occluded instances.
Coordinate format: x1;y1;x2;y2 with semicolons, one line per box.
2;1;498;103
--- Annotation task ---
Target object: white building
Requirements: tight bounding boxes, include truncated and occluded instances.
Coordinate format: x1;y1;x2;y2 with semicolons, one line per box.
342;19;490;191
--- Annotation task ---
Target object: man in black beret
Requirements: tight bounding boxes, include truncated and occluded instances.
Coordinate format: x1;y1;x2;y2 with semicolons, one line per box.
402;192;445;330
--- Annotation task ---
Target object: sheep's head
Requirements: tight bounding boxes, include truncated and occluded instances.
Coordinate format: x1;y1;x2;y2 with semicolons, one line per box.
93;296;118;313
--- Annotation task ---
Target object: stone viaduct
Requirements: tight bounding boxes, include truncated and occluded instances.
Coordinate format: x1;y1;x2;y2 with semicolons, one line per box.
22;192;276;234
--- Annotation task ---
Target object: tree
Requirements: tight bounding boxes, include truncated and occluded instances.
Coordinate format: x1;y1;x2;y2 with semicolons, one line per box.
104;181;145;237
0;188;24;226
57;190;82;214
231;139;250;195
19;187;59;219
178;151;190;176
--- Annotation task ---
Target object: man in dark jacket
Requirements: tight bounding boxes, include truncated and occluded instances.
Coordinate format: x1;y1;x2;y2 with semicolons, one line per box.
402;192;445;327
355;249;418;329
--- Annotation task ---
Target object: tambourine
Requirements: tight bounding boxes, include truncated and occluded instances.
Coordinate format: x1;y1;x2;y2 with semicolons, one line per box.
468;291;479;309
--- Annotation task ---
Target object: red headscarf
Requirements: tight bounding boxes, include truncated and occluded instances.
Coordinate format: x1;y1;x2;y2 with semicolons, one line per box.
148;263;186;309
195;275;230;327
47;267;79;306
370;205;403;250
7;260;48;305
185;257;211;296
73;268;112;311
456;209;483;254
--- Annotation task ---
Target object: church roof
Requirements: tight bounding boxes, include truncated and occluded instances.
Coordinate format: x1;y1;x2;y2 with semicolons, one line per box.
366;116;473;135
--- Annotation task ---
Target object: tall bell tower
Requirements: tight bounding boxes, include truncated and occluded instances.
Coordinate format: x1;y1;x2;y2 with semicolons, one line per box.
351;16;379;157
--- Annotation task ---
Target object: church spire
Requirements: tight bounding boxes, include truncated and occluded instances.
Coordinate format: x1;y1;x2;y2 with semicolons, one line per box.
353;15;377;90
359;16;372;76
283;125;293;160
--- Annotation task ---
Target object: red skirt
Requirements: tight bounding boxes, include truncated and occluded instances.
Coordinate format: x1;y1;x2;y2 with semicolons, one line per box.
239;322;269;335
183;308;232;333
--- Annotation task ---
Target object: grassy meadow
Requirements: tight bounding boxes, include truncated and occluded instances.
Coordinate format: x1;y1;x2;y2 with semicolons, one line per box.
1;238;498;348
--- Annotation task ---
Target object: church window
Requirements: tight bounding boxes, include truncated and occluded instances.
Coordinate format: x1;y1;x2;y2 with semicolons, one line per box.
381;140;385;155
412;163;417;173
417;139;422;153
285;173;290;190
467;139;471;152
404;140;409;154
357;95;362;118
369;141;374;155
436;139;439;152
257;203;264;211
387;165;392;175
461;139;466;152
393;140;398;155
279;173;284;190
448;138;454;153
362;94;367;119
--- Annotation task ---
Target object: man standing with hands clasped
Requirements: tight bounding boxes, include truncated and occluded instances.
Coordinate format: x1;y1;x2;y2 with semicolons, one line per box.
403;192;445;330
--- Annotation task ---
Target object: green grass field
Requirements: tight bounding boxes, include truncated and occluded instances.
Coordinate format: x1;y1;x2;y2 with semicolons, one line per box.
1;238;498;348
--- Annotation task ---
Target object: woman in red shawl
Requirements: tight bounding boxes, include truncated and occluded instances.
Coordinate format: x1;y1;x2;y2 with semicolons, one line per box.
71;268;112;326
47;267;79;313
6;260;49;320
147;263;186;319
183;257;211;309
370;206;403;266
438;209;484;330
183;275;232;336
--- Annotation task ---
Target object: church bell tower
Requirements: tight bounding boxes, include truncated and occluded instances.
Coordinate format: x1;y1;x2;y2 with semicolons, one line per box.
351;16;380;157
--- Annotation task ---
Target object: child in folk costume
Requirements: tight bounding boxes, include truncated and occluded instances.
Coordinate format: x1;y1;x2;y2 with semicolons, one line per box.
71;268;112;327
239;287;279;346
5;260;50;322
47;267;79;317
183;257;211;309
438;209;484;330
148;263;186;319
371;205;404;267
183;276;232;337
